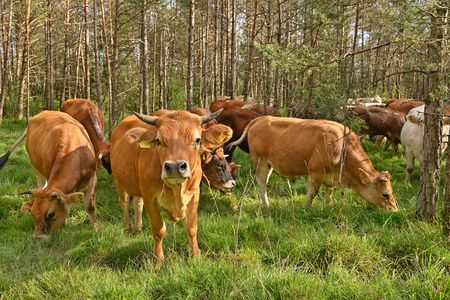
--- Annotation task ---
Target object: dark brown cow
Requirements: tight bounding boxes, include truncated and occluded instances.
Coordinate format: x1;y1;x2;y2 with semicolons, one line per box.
110;110;231;260
0;111;98;237
351;105;406;152
61;98;111;174
228;116;398;211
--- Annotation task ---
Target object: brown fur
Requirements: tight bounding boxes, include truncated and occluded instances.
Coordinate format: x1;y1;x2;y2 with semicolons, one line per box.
351;105;406;152
235;116;398;211
61;98;111;173
20;111;98;237
110;110;232;261
385;99;424;115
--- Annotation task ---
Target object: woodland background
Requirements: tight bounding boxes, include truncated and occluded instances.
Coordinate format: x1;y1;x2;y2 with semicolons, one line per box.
0;0;448;131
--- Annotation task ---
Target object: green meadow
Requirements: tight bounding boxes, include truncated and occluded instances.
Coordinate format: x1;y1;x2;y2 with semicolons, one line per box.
1;118;449;299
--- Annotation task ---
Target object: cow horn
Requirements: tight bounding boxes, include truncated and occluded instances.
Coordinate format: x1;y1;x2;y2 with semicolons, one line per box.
200;109;223;124
19;190;32;195
133;112;159;126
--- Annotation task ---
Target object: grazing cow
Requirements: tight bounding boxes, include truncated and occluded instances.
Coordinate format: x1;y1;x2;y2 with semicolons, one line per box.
227;116;398;211
400;105;450;181
61;98;111;174
0;111;98;237
110;110;231;260
385;99;424;115
351;105;406;152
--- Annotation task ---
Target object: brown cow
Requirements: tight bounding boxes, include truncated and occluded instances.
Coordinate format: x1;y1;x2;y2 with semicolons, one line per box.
228;116;398;211
351;105;406;152
385;99;424;115
0;111;98;237
210;97;279;116
61;98;111;174
110;110;231;260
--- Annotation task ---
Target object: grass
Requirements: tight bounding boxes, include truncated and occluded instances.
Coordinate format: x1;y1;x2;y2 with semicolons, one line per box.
1;118;450;299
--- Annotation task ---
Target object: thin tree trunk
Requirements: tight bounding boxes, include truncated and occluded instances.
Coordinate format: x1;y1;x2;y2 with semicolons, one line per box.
186;0;195;110
0;0;14;123
151;7;157;111
45;0;54;110
141;0;149;114
202;0;210;107
242;0;258;101
25;0;31;123
84;0;91;100
213;0;219;100
229;0;236;98
93;0;103;106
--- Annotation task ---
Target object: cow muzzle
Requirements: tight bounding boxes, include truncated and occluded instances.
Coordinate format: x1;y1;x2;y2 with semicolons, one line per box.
221;179;236;192
162;160;191;184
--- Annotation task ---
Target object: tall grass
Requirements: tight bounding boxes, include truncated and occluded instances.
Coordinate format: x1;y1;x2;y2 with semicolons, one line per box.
0;119;449;299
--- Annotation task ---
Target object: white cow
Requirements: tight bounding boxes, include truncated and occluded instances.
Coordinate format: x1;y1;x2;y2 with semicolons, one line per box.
400;105;450;181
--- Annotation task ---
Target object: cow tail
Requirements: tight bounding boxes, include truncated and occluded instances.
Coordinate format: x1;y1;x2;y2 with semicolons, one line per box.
0;129;27;170
224;118;259;154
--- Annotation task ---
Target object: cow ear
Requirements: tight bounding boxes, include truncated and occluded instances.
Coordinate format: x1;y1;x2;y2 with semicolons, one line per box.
126;128;156;147
202;124;233;149
443;117;450;125
59;192;84;209
358;168;372;185
407;114;421;124
200;146;213;164
21;199;34;214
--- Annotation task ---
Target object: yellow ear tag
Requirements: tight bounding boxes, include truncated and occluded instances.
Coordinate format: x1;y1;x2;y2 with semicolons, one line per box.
216;133;226;144
139;140;151;149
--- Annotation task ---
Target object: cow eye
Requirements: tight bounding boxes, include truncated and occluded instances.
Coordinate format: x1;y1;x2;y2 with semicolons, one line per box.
194;138;201;146
47;211;56;220
154;138;161;146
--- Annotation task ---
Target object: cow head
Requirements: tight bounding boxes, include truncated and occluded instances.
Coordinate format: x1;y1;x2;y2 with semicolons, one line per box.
133;110;227;218
407;114;423;125
357;169;398;211
201;147;236;193
98;147;112;174
20;189;83;238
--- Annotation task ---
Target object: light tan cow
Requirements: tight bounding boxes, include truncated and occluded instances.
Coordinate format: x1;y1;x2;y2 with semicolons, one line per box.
0;111;98;237
110;109;231;261
228;116;398;211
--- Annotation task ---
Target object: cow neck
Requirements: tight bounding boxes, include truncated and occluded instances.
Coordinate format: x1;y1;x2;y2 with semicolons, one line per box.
46;148;94;194
340;146;378;190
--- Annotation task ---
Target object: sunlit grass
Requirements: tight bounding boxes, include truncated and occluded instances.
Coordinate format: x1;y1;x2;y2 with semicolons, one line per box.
1;118;449;299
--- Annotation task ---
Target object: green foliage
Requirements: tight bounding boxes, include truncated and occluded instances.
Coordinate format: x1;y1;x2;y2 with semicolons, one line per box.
1;119;449;298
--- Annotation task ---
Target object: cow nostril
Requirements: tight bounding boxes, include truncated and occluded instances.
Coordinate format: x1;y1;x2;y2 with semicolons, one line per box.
231;180;236;187
383;193;389;199
164;162;172;173
179;162;187;172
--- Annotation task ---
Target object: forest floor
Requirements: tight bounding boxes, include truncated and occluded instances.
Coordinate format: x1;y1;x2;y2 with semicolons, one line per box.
0;118;449;299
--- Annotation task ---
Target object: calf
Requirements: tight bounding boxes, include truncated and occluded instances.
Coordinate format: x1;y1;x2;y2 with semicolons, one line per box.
400;105;450;181
0;111;98;237
61;98;111;174
228;116;398;211
110;110;231;260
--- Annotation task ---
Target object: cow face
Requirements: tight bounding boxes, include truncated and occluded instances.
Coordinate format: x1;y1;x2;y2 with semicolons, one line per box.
134;110;227;218
20;189;83;237
201;148;236;193
357;169;398;211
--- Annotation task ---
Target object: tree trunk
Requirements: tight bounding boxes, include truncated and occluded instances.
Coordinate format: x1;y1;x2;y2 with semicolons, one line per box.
242;0;258;101
45;0;54;110
186;0;195;110
416;2;447;221
93;0;103;107
201;0;210;107
141;0;149;114
84;0;91;100
0;0;14;123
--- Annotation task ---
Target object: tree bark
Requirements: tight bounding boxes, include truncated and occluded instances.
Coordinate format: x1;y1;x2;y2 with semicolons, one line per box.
93;0;103;106
416;2;447;221
141;0;149;114
186;0;195;110
45;0;54;110
84;0;91;100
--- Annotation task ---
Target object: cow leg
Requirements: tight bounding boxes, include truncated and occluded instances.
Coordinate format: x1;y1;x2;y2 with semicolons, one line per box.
306;176;323;206
145;199;166;261
84;176;98;230
116;183;132;233
133;196;144;233
375;136;384;149
254;159;273;207
184;191;200;257
405;147;414;181
383;138;392;151
325;186;334;203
